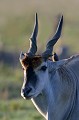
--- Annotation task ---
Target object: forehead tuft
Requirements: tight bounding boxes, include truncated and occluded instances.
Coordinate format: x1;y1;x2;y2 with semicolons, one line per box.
20;55;43;69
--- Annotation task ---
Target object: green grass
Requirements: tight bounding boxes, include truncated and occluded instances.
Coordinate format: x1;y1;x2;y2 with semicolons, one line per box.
0;99;44;120
0;0;79;120
0;0;79;53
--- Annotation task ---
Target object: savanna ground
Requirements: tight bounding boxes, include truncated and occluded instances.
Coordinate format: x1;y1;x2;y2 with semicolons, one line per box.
0;0;79;120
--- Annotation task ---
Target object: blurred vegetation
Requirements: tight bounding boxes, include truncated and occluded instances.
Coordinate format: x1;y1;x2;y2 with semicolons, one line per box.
0;99;44;120
0;0;79;120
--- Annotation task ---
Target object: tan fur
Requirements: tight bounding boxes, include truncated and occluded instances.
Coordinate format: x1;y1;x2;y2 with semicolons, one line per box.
20;55;43;69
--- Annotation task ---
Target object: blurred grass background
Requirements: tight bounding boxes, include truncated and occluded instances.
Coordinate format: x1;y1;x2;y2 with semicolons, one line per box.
0;0;79;120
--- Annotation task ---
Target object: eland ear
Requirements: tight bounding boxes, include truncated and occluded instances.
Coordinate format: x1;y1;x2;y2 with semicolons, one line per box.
19;51;26;61
53;52;59;61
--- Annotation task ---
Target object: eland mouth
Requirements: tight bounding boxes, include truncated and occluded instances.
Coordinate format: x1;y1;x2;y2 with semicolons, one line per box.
21;87;40;99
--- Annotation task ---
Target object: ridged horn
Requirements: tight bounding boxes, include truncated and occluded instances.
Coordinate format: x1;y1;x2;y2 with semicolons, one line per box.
42;15;63;59
27;13;38;57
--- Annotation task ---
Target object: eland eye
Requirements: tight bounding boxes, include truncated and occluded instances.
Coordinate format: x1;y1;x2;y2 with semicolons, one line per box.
41;66;47;71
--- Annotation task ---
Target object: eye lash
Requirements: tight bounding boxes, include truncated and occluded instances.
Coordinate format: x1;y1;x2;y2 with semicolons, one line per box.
41;66;47;71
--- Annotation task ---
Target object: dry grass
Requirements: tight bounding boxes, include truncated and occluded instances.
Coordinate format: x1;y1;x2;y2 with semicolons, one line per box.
0;1;79;120
0;0;79;53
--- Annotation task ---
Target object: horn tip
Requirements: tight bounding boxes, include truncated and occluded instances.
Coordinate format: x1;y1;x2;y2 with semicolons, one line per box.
58;14;63;26
35;12;37;15
61;15;63;19
60;14;63;22
35;12;38;18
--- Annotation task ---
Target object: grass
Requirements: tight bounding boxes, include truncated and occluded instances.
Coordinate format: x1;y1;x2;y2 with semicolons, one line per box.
0;0;79;120
0;0;79;53
0;99;44;120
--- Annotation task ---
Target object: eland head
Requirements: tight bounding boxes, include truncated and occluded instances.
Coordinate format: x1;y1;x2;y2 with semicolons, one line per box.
19;13;63;99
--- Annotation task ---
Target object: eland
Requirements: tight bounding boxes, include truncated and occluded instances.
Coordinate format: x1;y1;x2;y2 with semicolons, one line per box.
19;13;79;120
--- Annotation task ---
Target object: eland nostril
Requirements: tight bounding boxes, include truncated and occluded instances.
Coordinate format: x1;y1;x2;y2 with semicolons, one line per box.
23;87;32;96
26;87;32;94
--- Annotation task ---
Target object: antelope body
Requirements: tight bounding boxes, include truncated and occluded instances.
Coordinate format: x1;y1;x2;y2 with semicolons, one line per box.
19;13;79;120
